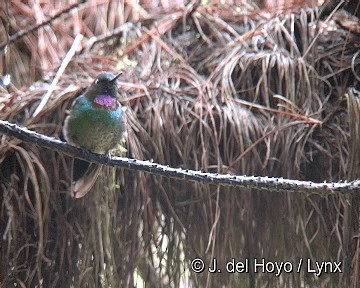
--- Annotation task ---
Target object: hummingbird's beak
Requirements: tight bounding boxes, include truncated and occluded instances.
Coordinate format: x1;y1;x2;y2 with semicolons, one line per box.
111;72;122;83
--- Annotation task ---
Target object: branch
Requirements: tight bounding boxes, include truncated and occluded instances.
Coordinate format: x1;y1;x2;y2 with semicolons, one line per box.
0;0;87;51
0;120;359;194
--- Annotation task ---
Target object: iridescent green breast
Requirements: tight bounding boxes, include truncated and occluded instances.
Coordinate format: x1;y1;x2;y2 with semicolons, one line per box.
64;95;125;153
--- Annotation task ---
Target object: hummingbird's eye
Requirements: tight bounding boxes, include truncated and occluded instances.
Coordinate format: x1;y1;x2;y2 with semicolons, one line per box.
95;78;100;84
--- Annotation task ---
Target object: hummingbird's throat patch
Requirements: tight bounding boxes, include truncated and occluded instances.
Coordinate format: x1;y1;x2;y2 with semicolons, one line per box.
94;94;116;109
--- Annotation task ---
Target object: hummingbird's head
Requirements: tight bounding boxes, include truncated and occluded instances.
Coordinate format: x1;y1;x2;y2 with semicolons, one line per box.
86;71;122;100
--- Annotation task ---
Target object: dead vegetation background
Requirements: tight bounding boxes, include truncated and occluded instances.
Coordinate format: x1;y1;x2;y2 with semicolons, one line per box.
0;0;359;287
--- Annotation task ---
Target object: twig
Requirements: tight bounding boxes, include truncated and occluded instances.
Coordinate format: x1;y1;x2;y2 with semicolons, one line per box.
121;1;198;56
84;23;136;52
230;98;322;124
0;120;359;194
302;1;344;59
32;34;83;118
0;0;86;51
228;121;316;169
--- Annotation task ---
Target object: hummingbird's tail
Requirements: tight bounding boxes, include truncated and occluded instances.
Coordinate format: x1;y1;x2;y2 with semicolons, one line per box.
71;164;103;198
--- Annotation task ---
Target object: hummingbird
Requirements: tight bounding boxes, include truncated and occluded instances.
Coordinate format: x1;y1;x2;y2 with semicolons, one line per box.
63;71;126;198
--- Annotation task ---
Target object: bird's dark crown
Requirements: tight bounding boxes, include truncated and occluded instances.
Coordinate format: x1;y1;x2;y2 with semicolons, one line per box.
85;71;121;100
94;72;116;84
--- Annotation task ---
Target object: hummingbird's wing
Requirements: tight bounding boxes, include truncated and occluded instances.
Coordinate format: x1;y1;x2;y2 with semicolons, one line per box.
71;164;103;198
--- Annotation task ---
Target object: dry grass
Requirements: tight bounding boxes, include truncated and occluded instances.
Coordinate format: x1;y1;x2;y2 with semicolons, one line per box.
0;1;359;287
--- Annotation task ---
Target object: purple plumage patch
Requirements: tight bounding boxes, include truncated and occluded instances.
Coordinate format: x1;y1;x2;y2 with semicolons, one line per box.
94;94;116;109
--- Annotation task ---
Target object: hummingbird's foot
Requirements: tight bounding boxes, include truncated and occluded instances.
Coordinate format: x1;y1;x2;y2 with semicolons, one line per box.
105;151;112;164
79;147;92;160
